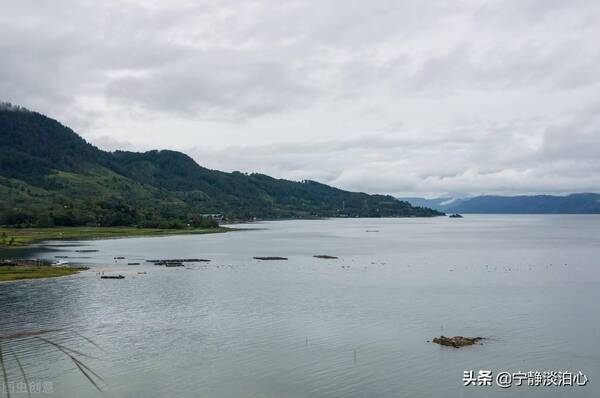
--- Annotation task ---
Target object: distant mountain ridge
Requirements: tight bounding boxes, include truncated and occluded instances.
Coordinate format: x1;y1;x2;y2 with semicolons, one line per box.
401;194;600;214
399;197;467;212
0;104;442;227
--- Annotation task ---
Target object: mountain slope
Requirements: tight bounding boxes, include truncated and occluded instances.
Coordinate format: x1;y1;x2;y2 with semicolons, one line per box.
0;104;442;226
401;194;600;214
0;104;111;182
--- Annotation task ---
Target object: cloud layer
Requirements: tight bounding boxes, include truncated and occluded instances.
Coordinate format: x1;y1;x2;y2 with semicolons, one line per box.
2;0;600;196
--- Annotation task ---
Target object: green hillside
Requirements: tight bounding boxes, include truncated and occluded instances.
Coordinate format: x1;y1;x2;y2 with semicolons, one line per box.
0;104;442;227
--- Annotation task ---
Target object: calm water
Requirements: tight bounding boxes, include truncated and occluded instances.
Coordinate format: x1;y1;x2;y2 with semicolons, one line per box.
1;216;599;397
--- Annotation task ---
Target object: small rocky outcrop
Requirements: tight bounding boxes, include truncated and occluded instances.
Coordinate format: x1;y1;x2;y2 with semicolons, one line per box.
432;335;484;348
313;255;338;259
253;256;288;260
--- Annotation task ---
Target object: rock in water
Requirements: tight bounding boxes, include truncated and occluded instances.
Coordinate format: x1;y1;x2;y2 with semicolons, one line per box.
253;256;288;260
432;335;484;348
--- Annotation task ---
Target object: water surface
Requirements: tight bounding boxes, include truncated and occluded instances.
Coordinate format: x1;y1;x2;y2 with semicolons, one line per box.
1;216;599;397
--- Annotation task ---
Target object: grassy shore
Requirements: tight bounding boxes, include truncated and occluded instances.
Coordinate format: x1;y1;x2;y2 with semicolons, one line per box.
0;226;231;248
0;265;88;282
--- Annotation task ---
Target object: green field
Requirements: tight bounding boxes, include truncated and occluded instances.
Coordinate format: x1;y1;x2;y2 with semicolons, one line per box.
0;226;231;247
0;265;87;282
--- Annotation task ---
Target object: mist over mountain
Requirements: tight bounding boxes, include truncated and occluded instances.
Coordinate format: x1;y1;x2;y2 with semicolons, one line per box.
401;194;600;214
0;104;442;227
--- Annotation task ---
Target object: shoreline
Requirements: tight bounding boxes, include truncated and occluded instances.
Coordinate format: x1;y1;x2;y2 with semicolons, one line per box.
0;265;89;283
0;226;233;249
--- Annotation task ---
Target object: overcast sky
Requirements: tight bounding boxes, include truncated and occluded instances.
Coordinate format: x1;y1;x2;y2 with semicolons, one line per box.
2;0;600;197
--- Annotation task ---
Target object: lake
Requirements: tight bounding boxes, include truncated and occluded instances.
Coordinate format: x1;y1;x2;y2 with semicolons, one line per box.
1;215;599;397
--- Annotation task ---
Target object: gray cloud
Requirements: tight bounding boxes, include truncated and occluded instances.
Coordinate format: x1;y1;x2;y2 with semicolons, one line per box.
1;0;600;197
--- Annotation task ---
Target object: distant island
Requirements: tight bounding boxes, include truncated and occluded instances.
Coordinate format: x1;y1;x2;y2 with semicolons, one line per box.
0;103;442;231
401;194;600;214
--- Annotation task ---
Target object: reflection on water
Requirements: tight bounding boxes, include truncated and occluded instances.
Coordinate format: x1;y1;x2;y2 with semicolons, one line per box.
1;215;599;397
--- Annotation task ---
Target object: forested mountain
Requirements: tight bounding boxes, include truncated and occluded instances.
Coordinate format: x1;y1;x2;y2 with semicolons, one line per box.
401;194;600;214
0;104;442;227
